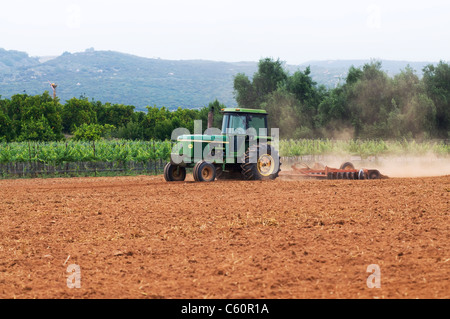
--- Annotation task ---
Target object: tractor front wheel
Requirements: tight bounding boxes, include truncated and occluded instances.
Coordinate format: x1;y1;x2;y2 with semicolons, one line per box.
193;161;216;182
163;163;186;182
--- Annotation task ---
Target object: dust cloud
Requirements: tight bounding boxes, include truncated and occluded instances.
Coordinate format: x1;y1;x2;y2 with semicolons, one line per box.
280;154;450;178
360;155;450;178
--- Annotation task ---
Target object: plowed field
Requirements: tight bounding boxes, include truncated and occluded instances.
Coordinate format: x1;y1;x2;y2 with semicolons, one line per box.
0;174;449;299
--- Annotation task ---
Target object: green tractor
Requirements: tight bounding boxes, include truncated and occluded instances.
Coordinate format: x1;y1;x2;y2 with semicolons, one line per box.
164;108;281;182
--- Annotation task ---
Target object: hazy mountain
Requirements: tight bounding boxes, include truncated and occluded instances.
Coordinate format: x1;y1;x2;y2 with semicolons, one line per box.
0;48;40;71
0;48;437;111
0;49;259;110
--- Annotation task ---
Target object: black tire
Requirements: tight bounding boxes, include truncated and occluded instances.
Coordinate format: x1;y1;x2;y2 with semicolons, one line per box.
368;170;381;180
340;162;355;170
240;143;281;181
193;161;216;182
163;163;186;182
192;161;201;181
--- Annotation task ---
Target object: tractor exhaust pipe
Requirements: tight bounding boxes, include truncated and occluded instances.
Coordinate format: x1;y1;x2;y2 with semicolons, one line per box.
207;106;214;129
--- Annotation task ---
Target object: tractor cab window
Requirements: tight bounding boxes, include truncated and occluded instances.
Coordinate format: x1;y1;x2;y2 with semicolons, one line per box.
222;114;246;134
222;113;268;135
247;115;267;135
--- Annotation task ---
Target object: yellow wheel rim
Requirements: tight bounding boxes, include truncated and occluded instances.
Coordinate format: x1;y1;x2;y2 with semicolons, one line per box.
257;154;275;176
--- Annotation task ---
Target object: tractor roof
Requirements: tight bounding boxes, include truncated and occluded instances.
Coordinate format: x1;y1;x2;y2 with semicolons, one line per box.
220;108;267;115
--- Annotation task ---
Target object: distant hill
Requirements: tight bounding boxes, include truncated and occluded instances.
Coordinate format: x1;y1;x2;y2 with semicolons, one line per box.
0;48;40;71
0;48;438;111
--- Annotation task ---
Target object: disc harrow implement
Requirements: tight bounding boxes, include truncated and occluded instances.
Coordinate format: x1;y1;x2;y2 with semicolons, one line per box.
279;162;384;180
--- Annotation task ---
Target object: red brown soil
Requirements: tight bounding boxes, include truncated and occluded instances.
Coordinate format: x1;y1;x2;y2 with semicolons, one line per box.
0;174;449;299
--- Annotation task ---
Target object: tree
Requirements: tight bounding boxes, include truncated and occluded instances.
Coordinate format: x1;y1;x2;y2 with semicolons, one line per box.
285;66;326;130
73;123;116;141
96;102;135;128
62;96;97;133
205;99;226;129
317;86;349;134
252;58;288;104
141;106;173;140
115;121;144;140
18;116;59;141
0;108;12;142
233;73;257;108
286;66;317;104
389;67;437;138
262;88;303;138
423;61;450;137
346;66;363;85
234;59;326;137
345;61;394;138
3;92;63;141
234;58;288;108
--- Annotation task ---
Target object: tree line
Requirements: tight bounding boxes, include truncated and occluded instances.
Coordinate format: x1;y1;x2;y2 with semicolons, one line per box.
0;59;448;142
234;59;449;139
0;93;224;142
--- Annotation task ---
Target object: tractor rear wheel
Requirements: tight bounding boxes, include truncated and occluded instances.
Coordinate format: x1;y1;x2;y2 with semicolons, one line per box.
193;161;216;182
163;163;186;182
241;143;281;181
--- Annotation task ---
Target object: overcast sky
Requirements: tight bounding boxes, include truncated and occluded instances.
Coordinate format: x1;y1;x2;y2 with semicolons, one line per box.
1;0;449;64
